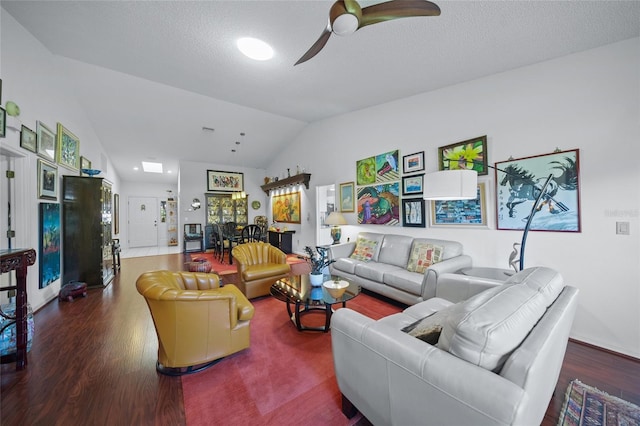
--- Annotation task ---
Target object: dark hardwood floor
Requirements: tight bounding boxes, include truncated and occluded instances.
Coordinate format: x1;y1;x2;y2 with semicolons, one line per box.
1;253;638;425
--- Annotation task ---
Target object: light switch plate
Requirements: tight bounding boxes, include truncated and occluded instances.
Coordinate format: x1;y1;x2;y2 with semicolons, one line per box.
616;221;630;235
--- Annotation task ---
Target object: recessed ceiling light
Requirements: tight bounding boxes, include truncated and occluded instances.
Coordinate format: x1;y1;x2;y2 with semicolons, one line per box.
133;166;139;171
142;161;163;173
237;37;273;61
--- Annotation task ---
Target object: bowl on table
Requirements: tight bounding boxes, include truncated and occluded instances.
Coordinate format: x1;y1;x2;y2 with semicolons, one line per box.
323;280;349;299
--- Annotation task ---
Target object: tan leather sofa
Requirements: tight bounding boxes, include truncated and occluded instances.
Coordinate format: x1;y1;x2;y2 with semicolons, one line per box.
136;270;254;375
232;242;291;299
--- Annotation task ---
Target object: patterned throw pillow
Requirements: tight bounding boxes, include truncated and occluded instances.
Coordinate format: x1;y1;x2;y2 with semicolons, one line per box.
406;243;444;273
349;237;379;262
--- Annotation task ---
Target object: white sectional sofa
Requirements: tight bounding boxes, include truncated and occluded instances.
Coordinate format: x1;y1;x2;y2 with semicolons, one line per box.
328;232;473;305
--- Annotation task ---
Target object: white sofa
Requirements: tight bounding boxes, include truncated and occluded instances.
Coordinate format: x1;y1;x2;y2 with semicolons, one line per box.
331;267;579;426
328;232;472;305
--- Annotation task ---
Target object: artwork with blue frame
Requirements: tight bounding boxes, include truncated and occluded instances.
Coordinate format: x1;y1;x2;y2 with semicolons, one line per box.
39;202;61;288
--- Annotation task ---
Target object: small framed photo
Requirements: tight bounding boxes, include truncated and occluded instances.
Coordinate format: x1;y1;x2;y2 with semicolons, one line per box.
402;173;424;196
207;170;243;192
430;182;487;228
80;156;92;175
438;135;488;176
37;121;56;162
402;198;426;228
339;181;355;212
20;125;37;153
402;151;425;174
56;122;80;171
37;159;58;200
0;106;5;138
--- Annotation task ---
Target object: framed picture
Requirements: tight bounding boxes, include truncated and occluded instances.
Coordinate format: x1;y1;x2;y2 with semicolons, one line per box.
207;170;243;192
80;156;92;175
375;150;400;182
0;78;2;104
38;159;58;200
430;182;488;227
39;202;61;289
20;125;37;153
0;106;5;138
438;135;488;176
56;122;80;171
402;173;424;196
272;191;301;223
114;193;120;235
403;151;425;174
496;149;580;232
356;156;376;185
357;182;400;226
36;121;56;162
402;198;426;227
339;181;355;212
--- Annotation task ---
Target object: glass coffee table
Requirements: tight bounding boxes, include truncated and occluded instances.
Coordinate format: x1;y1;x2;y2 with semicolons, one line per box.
270;274;360;332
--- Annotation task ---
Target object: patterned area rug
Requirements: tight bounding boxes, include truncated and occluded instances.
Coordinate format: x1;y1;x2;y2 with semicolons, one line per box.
558;379;640;426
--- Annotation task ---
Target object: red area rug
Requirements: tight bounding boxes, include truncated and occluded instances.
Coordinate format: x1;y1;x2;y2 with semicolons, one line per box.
558;379;640;425
188;251;307;275
181;292;402;425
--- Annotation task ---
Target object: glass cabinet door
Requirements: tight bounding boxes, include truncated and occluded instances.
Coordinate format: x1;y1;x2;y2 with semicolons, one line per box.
206;193;248;226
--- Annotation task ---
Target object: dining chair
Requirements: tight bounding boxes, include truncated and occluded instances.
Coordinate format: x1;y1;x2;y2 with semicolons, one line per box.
222;222;240;264
254;215;268;242
241;224;261;243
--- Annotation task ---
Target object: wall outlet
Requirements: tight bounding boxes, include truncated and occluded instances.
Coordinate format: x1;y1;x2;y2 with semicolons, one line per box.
616;221;630;235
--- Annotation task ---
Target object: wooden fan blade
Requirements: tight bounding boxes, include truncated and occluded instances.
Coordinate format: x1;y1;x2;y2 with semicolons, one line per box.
294;22;333;66
360;0;441;28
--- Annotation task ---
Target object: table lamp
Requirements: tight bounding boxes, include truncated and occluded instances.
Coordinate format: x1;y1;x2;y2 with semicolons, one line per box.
325;212;347;244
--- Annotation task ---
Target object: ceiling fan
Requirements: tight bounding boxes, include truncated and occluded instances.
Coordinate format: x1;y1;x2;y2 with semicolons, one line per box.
294;0;441;66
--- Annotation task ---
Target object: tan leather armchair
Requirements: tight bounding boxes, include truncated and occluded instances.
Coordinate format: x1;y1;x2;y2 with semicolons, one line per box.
136;270;254;375
232;242;291;299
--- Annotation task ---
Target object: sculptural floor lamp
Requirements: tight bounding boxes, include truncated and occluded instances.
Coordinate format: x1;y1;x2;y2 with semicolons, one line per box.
423;168;553;271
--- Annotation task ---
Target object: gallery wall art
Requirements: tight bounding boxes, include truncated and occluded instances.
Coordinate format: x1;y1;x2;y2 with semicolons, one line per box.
272;191;301;224
357;182;400;226
430;183;487;227
438;135;488;176
207;170;244;192
39;202;61;289
375;150;400;182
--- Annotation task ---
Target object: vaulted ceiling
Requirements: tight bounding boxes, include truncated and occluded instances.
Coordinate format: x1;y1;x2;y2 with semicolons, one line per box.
3;1;639;184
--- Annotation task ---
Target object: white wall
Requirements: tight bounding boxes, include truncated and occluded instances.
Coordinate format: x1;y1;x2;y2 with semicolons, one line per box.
0;12;121;311
268;38;640;358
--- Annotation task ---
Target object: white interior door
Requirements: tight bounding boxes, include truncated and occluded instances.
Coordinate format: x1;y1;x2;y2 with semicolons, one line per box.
128;196;158;248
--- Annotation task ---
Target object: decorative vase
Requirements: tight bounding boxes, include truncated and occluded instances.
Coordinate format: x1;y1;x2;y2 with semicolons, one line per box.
309;273;323;286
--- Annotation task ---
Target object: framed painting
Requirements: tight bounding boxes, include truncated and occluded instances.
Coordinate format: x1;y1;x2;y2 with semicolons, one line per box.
357;182;400;226
56;122;80;171
402;173;424;196
403;151;425;174
207;170;243;192
495;149;580;232
430;182;487;227
402;198;426;228
356;156;376;185
272;191;301;223
37;159;58;200
20;125;37;153
39;202;61;289
339;181;355;212
438;135;488;176
36;121;56;162
375;150;400;182
0;106;5;138
80;156;92;175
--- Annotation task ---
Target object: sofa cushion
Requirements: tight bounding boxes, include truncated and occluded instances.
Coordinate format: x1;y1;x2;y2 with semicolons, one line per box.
438;267;565;372
406;242;444;273
333;257;361;275
350;236;380;262
355;262;401;283
383;269;423;296
377;234;414;268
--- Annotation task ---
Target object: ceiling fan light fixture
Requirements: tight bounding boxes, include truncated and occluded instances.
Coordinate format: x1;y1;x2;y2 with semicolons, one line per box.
332;14;359;35
237;37;274;61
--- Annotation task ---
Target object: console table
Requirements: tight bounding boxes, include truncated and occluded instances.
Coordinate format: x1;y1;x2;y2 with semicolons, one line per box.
0;248;36;370
268;230;295;254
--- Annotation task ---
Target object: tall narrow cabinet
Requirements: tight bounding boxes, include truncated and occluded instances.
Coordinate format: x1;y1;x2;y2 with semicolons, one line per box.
62;176;114;288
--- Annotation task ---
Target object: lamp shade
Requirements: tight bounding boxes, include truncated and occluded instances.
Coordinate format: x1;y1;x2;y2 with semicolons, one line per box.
423;170;478;200
325;211;347;226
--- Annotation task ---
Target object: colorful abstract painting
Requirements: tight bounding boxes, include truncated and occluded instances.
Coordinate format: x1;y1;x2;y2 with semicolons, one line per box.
272;191;301;224
39;202;61;288
357;182;400;226
356;157;376;185
375;150;400;182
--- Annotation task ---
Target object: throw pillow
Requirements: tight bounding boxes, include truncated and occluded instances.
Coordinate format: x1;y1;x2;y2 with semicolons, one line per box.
350;237;379;262
406;243;444;273
401;307;453;345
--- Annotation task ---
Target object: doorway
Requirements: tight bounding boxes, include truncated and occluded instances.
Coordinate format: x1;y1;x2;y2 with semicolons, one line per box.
128;196;158;248
315;184;336;246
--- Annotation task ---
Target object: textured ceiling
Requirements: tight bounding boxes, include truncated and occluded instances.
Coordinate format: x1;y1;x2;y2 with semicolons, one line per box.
2;0;639;184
